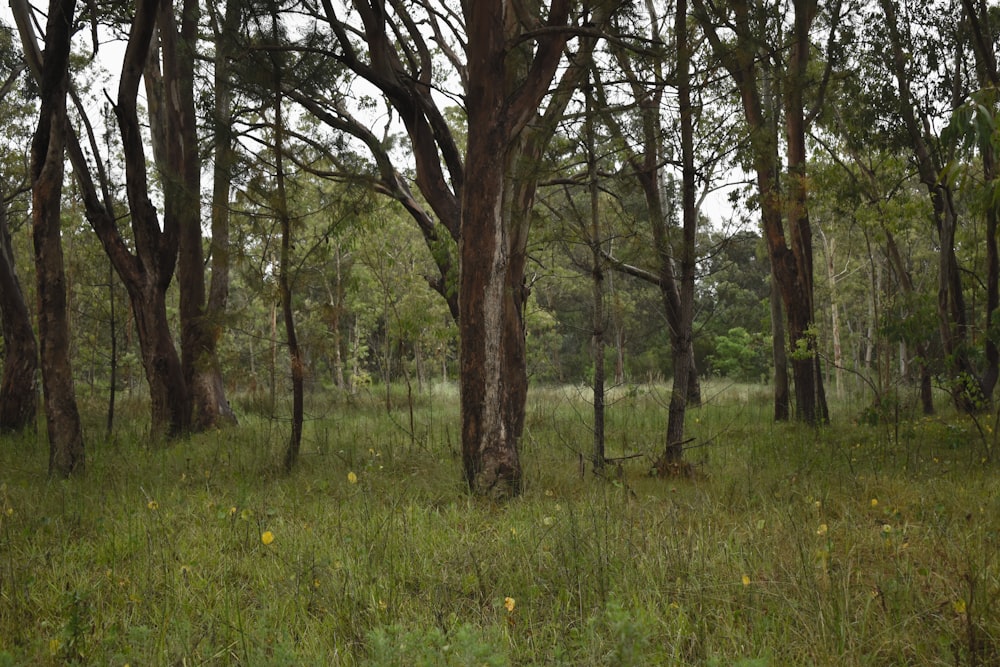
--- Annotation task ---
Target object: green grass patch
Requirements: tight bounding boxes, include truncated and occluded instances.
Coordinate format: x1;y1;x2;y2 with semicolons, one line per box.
1;381;998;665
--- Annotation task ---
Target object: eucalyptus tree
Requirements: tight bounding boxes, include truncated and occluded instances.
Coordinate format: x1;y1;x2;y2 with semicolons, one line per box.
11;0;237;438
589;0;710;466
28;0;85;475
939;0;1000;403
693;0;843;424
278;0;619;497
0;25;38;433
150;0;237;431
873;0;994;410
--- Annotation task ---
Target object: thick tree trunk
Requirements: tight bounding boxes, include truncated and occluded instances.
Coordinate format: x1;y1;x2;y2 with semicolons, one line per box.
129;285;189;438
31;0;85;476
116;0;189;437
0;195;39;432
459;0;570;498
460;140;526;498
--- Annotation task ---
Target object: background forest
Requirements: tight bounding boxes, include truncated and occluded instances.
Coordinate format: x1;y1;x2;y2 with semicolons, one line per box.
2;0;1000;664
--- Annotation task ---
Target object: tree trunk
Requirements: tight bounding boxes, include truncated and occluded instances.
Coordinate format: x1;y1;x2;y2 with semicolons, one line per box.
661;0;698;466
460;119;526;498
459;0;572;498
782;0;828;424
275;100;304;473
128;284;189;438
31;0;85;476
880;0;980;411
818;225;843;400
584;80;606;471
204;0;241;423
13;0;189;439
157;0;234;431
115;0;189;437
963;0;1000;400
0;191;39;432
695;0;826;423
770;272;790;421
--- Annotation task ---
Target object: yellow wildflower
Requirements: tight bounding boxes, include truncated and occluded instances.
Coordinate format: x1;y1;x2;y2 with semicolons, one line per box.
871;498;878;508
147;500;159;511
504;597;516;612
347;471;358;484
741;574;751;587
817;523;828;536
954;599;967;615
261;530;275;545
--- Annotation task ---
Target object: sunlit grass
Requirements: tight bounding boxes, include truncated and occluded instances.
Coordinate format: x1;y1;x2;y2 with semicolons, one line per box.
1;379;998;665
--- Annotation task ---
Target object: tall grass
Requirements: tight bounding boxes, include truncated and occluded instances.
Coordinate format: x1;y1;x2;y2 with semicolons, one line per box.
1;380;997;665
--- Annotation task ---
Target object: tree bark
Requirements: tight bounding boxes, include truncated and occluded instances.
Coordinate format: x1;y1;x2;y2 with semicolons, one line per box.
157;0;235;430
459;0;572;498
770;271;790;420
206;0;241;421
782;0;828;423
0;191;38;432
31;0;85;476
695;0;827;423
662;0;699;465
11;0;190;439
115;0;189;438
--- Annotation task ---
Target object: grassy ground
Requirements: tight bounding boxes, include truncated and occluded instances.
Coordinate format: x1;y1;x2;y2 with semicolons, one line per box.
1;380;998;665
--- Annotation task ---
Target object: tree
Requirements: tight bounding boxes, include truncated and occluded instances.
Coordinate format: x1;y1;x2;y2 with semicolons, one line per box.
0;30;38;433
154;0;236;431
878;0;979;410
29;0;85;475
0;185;38;433
588;0;724;466
694;0;834;424
291;0;613;496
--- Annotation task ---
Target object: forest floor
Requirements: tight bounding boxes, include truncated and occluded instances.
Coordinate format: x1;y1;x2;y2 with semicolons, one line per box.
0;380;998;665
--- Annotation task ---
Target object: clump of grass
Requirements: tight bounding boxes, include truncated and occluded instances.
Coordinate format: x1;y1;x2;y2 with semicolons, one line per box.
0;380;998;665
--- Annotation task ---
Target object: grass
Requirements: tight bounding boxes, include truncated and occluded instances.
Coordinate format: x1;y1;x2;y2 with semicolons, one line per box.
1;380;999;665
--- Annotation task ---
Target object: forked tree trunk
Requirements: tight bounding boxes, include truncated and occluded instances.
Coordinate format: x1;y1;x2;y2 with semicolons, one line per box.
696;0;828;424
12;0;189;439
31;0;85;476
0;195;38;432
158;0;234;431
115;0;190;437
782;0;828;424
